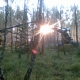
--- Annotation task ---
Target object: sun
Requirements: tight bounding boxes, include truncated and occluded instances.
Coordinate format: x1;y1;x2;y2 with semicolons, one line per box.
39;24;54;34
39;19;64;35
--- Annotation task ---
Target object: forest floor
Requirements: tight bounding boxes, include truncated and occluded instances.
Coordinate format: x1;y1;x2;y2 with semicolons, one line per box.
0;47;80;80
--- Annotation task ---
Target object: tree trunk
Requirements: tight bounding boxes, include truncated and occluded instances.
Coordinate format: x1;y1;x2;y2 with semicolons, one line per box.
10;7;13;52
60;6;66;55
74;5;78;43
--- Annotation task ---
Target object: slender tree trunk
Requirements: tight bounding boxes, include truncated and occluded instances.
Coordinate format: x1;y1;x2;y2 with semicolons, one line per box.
15;6;19;51
42;36;44;53
24;0;28;52
38;0;43;54
1;0;8;58
60;6;66;55
41;0;45;53
74;5;78;43
10;7;13;52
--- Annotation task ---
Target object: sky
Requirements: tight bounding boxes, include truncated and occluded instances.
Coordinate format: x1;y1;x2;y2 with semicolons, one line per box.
0;0;78;21
0;0;79;22
0;0;5;7
0;0;37;10
0;0;80;10
44;0;79;8
0;0;79;29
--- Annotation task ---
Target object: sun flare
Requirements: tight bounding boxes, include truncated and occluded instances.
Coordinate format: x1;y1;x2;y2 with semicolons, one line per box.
39;24;54;34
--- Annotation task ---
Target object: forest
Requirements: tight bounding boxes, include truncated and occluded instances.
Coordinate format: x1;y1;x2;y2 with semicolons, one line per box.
0;0;80;80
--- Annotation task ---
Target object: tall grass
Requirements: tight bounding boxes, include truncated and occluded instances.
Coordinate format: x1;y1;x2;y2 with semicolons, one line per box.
0;47;80;80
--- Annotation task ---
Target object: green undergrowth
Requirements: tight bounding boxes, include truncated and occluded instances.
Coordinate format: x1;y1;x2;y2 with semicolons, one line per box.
0;47;80;80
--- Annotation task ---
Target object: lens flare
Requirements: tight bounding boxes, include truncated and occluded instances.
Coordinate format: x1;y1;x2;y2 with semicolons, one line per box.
32;49;38;54
39;24;53;34
39;19;65;35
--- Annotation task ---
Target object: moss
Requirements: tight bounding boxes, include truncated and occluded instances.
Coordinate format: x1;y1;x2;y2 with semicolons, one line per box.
0;48;80;80
70;63;80;72
58;44;76;52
